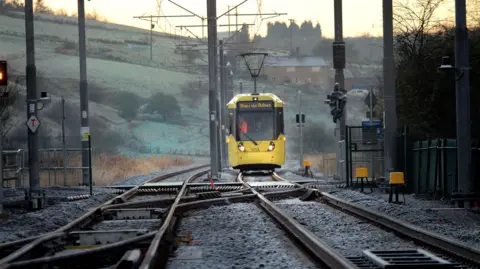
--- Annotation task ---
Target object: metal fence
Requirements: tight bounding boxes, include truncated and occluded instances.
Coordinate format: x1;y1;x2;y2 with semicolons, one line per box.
399;137;480;198
345;126;385;186
2;145;206;188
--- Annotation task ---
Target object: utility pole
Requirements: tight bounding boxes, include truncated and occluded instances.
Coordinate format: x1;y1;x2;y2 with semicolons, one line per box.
0;109;3;216
298;90;304;168
219;40;228;168
239;81;243;94
289;19;294;55
207;0;219;178
150;16;153;61
333;0;346;181
235;7;238;41
25;0;40;193
454;0;472;195
382;0;397;178
228;5;231;38
369;87;375;179
77;0;90;186
62;97;67;186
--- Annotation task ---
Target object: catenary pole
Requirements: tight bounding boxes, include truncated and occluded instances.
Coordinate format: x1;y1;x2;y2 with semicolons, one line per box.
333;0;346;181
207;0;219;178
78;0;90;185
382;0;397;178
25;0;40;194
454;0;472;195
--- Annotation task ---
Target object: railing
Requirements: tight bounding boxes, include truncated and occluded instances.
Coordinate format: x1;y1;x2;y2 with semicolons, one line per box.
2;149;25;188
2;147;204;188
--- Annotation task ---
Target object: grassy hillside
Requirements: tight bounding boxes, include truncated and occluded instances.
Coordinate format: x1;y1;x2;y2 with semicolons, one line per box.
0;12;361;159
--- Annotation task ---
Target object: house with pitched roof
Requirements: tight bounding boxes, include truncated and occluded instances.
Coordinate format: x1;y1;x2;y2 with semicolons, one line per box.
261;56;330;88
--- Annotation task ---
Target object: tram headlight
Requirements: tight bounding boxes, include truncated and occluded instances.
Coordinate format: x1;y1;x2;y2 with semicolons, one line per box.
238;142;245;152
268;141;275;151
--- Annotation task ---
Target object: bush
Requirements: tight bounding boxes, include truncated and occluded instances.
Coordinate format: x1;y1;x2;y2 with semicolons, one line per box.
112;91;144;120
145;92;181;120
87;84;144;120
180;80;208;108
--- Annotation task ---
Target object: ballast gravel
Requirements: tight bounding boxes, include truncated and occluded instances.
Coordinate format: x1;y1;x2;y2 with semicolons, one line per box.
0;192;117;243
167;203;318;269
330;189;480;250
0;165;207;244
275;199;417;257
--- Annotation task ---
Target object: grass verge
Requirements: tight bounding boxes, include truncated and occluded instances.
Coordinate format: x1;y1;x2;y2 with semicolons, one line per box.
4;154;193;187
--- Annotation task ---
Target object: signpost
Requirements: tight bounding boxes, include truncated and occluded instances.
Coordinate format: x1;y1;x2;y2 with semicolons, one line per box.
26;115;41;133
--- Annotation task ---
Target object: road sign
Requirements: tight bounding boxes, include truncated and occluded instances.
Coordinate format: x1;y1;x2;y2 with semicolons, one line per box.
81;127;90;141
26;115;40;133
361;120;382;127
364;91;377;109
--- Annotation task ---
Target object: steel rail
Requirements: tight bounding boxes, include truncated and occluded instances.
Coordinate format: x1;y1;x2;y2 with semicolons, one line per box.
273;172;480;266
320;192;480;265
0;169;210;269
137;169;208;269
238;173;359;269
0;164;209;265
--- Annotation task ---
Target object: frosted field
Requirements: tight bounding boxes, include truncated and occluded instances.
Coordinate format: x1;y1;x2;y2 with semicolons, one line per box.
0;13;337;155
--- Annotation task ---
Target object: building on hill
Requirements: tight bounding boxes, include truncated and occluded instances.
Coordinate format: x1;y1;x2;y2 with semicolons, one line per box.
261;56;330;88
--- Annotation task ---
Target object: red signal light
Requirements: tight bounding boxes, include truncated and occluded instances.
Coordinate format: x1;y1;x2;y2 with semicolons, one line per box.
0;60;7;86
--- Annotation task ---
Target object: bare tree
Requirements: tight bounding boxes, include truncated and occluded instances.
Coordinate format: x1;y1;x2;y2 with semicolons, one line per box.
35;0;52;14
393;0;446;57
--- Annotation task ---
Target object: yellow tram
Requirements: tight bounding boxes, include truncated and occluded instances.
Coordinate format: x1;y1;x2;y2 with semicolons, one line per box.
226;93;286;172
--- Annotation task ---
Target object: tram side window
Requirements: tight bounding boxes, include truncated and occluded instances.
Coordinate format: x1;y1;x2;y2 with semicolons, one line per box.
237;112;274;141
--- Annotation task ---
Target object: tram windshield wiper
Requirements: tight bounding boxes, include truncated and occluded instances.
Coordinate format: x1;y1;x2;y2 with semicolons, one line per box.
242;132;258;146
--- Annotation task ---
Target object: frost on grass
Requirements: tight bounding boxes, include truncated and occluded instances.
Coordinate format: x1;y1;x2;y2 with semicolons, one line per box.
0;193;117;243
330;189;480;250
168;203;317;269
275;200;417;257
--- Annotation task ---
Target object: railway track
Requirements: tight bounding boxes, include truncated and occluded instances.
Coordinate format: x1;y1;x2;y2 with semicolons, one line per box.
268;172;480;269
0;165;209;268
0;168;479;269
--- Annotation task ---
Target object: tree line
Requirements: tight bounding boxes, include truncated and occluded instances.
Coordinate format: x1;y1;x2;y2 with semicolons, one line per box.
265;20;322;39
379;0;480;139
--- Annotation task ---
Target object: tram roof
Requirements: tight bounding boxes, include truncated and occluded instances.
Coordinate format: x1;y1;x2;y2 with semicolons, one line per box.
226;93;284;108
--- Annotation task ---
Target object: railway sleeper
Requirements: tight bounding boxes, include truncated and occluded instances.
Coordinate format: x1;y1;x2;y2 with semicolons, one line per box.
102;208;165;220
64;230;150;248
195;191;221;200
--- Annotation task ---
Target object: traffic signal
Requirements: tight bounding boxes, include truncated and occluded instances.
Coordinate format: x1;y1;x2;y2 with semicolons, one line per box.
325;86;347;123
0;60;7;86
296;114;305;123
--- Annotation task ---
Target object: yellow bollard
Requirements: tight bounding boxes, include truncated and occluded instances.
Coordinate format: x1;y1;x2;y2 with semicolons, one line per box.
388;172;406;204
354;167;371;192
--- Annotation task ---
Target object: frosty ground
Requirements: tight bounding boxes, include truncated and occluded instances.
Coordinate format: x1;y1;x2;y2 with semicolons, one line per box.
1;163;479;262
0;163;210;243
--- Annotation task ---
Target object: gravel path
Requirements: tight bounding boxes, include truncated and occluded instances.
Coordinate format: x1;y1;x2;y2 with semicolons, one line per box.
167;203;318;269
275;198;417;257
330;189;480;250
0;193;117;243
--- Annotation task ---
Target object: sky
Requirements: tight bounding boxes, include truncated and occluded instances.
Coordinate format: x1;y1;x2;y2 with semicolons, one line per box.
42;0;456;38
41;0;387;38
